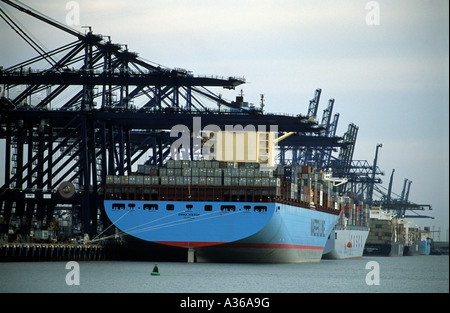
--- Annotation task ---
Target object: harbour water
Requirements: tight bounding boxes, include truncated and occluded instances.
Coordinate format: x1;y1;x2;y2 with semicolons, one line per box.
1;255;448;293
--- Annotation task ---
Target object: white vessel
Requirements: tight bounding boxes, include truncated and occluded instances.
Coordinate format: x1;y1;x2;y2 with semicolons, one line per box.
323;226;369;259
322;197;370;259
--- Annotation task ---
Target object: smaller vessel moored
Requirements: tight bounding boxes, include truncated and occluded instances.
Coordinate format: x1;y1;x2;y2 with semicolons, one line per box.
322;196;370;259
363;207;405;257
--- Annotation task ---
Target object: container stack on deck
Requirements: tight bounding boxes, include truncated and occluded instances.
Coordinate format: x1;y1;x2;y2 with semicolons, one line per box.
105;160;340;214
336;197;370;228
366;216;404;245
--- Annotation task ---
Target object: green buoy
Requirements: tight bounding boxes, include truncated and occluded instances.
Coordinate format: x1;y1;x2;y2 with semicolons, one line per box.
151;264;160;276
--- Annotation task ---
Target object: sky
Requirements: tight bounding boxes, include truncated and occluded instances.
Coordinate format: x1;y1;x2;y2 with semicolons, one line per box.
0;0;449;240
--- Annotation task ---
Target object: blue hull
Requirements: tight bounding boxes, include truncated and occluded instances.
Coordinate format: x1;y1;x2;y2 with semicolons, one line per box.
104;200;339;263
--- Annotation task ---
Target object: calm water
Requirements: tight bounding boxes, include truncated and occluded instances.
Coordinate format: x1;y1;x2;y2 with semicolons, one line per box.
0;255;448;293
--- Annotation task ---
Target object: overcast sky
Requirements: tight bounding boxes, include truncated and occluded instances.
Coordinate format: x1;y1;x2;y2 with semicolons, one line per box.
0;0;449;239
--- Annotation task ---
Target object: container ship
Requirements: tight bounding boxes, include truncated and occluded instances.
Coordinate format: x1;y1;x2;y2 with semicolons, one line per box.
363;207;405;256
322;197;370;259
104;159;342;263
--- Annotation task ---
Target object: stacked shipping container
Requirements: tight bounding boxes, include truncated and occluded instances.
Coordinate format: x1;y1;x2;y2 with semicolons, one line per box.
106;161;343;213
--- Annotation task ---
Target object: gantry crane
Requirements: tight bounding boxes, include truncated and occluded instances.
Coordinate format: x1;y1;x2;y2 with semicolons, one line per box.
372;169;433;219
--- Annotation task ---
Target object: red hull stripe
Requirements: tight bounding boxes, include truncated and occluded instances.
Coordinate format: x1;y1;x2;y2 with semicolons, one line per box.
153;241;324;250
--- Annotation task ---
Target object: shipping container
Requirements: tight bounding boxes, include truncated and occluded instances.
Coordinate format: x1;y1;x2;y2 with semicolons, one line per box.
182;168;192;177
175;176;184;185
206;177;215;186
150;169;159;176
159;168;167;176
262;170;272;178
224;177;232;186
270;177;281;187
106;175;114;184
167;168;175;176
227;161;237;169
276;166;284;176
301;165;311;174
